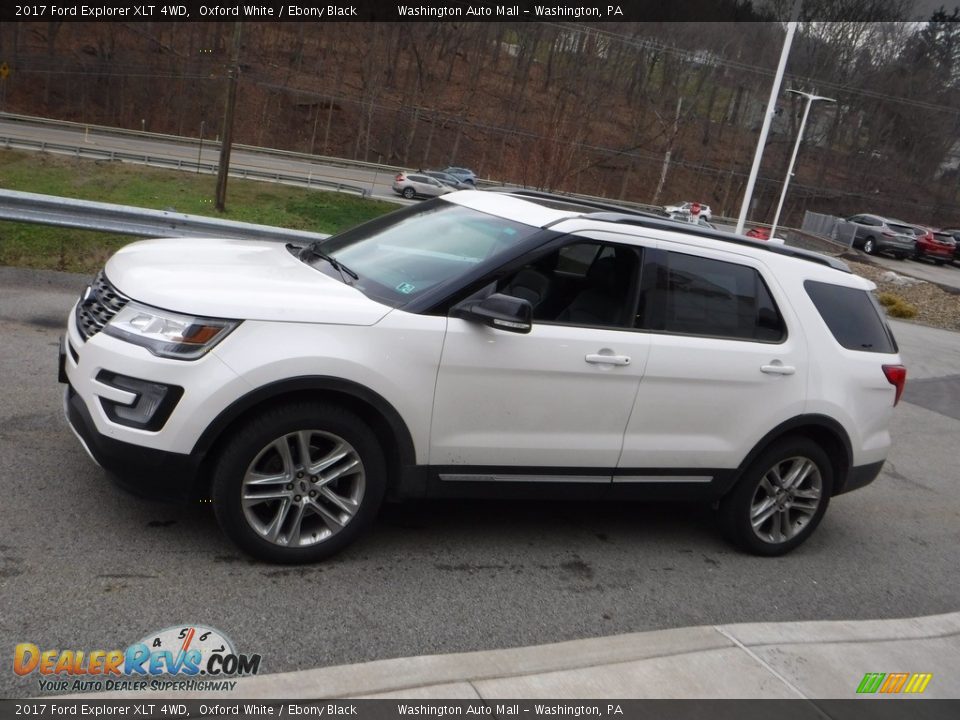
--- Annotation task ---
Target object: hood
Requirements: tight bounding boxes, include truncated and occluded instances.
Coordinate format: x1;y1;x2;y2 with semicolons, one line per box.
104;237;391;325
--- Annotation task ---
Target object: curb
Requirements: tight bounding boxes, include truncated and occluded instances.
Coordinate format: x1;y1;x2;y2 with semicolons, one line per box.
62;611;960;700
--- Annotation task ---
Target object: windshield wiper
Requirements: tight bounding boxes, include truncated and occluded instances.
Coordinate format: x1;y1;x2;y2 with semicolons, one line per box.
299;242;359;283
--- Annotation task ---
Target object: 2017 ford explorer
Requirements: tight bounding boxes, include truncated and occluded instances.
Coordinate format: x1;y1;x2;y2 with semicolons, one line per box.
60;190;906;563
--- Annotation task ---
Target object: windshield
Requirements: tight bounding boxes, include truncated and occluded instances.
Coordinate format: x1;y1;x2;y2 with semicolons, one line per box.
308;200;539;307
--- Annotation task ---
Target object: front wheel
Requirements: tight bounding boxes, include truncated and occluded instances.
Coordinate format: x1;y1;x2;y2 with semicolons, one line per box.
863;238;877;255
719;437;833;556
212;402;386;564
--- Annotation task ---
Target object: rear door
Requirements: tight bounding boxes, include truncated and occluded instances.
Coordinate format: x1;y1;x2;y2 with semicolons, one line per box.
617;247;807;479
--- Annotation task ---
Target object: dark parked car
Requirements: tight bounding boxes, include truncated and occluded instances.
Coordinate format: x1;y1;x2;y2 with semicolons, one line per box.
912;226;955;265
442;167;477;185
425;170;473;190
845;214;916;259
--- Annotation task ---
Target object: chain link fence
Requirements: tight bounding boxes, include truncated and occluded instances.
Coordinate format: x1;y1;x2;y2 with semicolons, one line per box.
802;211;857;247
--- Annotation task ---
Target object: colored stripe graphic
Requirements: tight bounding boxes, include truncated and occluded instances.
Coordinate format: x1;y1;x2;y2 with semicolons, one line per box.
857;672;932;694
857;673;886;694
880;672;909;693
904;673;933;694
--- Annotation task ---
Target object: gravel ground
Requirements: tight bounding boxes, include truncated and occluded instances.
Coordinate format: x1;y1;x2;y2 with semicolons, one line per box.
844;257;960;333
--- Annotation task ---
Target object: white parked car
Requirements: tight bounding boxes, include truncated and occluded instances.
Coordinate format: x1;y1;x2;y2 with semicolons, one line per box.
60;190;905;563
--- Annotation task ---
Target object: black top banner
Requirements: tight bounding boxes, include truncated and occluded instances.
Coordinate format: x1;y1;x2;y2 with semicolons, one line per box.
0;0;933;23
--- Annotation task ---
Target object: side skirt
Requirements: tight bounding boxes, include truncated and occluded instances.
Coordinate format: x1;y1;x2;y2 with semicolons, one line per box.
396;465;738;502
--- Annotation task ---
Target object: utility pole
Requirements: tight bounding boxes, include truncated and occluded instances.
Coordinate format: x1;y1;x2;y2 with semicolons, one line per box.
215;22;242;212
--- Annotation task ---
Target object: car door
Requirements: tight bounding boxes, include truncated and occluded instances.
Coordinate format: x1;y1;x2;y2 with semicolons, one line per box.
429;236;651;478
617;247;807;480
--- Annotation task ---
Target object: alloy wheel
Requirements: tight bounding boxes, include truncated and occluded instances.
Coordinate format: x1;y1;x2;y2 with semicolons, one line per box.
749;456;823;545
241;430;365;547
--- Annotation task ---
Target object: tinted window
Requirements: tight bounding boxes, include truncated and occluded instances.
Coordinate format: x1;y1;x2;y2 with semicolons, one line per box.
638;252;786;342
863;216;881;226
804;281;898;353
498;242;639;329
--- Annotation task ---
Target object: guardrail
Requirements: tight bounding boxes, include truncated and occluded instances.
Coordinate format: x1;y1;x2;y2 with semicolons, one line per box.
0;135;371;197
0;189;330;244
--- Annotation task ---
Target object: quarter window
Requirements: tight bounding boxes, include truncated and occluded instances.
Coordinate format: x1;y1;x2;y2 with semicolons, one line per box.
804;281;898;353
638;252;786;342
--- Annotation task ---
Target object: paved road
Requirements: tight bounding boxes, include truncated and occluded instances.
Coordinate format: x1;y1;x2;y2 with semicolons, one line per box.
849;251;960;291
1;268;959;699
0;117;407;202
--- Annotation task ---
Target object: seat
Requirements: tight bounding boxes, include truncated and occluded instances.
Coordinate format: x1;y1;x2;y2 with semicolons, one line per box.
501;268;552;314
556;256;629;327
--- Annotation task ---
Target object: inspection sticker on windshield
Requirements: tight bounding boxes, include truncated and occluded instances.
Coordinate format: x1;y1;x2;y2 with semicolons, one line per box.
396;282;416;294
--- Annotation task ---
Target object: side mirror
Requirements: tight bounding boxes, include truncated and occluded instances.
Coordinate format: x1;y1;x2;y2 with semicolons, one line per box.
453;293;532;334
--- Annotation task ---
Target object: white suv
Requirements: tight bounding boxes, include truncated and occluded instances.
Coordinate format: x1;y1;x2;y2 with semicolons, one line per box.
60;190;906;563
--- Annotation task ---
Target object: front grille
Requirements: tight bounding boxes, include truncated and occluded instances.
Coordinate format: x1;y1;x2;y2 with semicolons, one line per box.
75;270;130;341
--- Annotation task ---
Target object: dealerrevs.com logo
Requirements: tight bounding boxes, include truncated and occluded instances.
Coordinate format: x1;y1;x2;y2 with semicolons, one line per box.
13;625;262;693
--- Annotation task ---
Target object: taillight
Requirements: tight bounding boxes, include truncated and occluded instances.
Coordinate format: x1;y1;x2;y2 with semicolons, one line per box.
395;173;404;181
882;364;907;406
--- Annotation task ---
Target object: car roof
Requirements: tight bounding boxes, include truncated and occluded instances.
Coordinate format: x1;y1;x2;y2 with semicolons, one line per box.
443;190;850;273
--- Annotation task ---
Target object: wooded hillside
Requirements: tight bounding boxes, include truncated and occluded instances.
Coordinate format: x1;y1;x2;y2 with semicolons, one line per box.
1;16;958;226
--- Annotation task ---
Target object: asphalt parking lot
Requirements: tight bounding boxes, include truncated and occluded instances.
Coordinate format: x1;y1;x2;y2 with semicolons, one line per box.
1;266;959;699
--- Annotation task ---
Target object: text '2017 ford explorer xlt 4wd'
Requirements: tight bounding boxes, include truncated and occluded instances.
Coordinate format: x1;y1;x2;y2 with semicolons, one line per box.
61;190;905;563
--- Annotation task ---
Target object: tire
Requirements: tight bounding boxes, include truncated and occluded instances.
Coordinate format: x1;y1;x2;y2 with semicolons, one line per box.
934;260;945;266
863;238;876;255
402;187;416;199
719;436;833;556
212;402;386;564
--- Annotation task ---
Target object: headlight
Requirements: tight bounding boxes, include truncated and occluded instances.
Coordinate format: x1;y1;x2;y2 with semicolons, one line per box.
103;303;239;360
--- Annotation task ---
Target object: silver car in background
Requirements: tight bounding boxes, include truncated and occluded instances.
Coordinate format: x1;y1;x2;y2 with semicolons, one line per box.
845;214;916;259
392;172;455;200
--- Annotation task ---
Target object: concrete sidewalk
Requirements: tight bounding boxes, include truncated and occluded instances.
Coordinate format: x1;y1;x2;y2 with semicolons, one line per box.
72;611;960;700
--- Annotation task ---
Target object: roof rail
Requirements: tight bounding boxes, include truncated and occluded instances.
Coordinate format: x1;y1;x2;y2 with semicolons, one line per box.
577;212;850;272
483;188;849;273
483;187;669;220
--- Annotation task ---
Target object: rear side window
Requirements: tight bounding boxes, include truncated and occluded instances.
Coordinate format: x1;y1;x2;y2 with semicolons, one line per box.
888;223;915;235
804;281;898;353
638;252;786;342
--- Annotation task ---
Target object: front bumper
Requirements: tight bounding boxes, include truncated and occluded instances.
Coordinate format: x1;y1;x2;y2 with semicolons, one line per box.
63;381;202;501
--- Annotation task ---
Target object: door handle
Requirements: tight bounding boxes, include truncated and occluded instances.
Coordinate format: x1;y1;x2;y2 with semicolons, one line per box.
586;353;631;366
761;362;795;375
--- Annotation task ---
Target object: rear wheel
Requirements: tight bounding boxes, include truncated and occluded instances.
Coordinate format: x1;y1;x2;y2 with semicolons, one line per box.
402;187;416;199
719;437;833;556
863;238;877;255
212;402;386;563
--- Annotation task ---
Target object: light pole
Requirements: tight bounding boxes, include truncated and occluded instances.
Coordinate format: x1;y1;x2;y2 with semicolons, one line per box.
769;89;835;239
735;20;797;234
